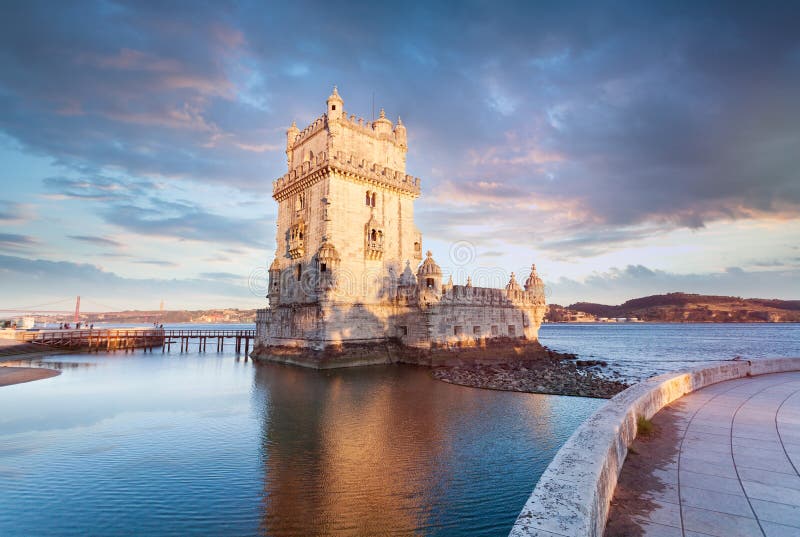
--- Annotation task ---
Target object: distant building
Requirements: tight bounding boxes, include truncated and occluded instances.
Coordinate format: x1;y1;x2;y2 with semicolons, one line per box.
254;88;547;368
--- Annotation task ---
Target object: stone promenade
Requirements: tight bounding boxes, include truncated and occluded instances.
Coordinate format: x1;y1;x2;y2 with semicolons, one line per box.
605;371;800;537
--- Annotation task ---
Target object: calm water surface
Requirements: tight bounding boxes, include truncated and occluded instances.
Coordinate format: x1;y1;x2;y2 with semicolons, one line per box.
540;323;800;381
2;323;797;536
0;345;598;537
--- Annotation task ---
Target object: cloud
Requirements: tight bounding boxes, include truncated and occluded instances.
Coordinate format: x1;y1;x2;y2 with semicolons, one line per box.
0;200;34;224
0;254;259;310
133;259;179;267
199;271;243;281
0;233;39;251
68;235;123;248
0;1;798;306
101;201;268;248
547;264;800;305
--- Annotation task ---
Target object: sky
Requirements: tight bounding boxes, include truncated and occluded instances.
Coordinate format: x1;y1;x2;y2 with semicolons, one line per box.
0;0;799;311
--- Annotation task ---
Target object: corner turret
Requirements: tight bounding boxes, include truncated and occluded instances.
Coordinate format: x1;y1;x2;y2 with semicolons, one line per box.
417;251;442;294
393;116;407;147
505;272;522;294
286;120;299;167
327;85;344;120
373;108;393;136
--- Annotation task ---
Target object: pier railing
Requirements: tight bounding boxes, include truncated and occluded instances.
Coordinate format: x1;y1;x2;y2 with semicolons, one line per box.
14;328;256;353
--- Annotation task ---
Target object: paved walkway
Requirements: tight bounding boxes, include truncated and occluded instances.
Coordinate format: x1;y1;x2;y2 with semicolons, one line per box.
605;371;800;537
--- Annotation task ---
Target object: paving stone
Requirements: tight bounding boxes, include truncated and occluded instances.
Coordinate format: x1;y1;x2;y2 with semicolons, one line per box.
742;480;800;507
750;499;800;527
630;500;682;528
681;506;763;537
679;471;743;495
737;467;800;491
761;520;800;537
679;485;754;518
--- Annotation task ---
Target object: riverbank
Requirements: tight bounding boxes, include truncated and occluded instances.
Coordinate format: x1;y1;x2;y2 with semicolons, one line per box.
0;366;60;387
432;349;630;398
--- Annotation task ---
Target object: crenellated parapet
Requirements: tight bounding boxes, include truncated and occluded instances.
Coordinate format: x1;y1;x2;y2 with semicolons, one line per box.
438;284;544;306
273;150;421;200
289;114;328;150
333;109;408;148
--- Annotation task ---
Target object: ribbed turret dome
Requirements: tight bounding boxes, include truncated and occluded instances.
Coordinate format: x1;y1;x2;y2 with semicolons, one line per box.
417;250;441;277
327;85;343;105
524;264;543;291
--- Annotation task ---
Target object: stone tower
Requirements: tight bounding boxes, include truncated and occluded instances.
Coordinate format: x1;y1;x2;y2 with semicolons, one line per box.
255;87;546;368
262;87;423;352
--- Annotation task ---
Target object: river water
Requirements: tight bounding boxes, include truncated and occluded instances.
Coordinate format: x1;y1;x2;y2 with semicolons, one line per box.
1;323;798;536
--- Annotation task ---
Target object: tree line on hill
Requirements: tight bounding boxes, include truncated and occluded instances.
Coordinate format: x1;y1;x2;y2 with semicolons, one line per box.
547;293;800;323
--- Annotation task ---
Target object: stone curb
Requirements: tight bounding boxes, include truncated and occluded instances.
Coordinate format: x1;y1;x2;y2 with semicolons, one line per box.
508;357;800;537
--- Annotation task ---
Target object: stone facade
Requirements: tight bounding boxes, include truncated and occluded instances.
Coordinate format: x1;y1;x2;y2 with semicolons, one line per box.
254;87;547;368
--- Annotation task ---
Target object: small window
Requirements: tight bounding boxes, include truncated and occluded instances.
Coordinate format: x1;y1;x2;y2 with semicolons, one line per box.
331;105;336;110
366;191;371;206
454;326;463;336
320;263;327;273
491;325;498;336
414;242;421;252
426;277;434;288
399;326;408;336
371;192;376;207
508;325;516;336
296;264;302;280
473;326;481;335
371;229;377;242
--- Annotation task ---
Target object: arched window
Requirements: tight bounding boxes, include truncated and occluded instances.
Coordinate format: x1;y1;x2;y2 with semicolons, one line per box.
371;192;376;207
366;191;371;206
371;229;377;242
308;150;314;162
296;264;302;280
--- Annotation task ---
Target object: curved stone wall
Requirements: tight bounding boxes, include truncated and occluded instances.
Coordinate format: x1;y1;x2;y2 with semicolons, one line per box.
509;357;800;537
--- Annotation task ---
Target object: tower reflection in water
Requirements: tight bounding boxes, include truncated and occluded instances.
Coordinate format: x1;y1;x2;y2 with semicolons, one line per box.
250;363;591;537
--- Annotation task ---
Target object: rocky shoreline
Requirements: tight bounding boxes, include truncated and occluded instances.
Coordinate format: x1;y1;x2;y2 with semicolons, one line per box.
431;348;630;399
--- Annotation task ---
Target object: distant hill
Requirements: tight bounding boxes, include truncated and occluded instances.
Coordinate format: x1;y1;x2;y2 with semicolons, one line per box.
560;293;800;323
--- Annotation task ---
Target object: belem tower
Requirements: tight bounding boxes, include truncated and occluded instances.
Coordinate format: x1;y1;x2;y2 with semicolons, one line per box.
253;87;547;368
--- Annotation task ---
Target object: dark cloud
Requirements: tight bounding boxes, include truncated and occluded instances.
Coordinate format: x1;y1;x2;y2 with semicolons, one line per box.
0;233;39;251
0;1;797;268
68;235;124;247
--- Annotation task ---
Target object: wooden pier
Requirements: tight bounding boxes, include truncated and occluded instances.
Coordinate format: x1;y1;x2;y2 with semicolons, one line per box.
14;328;255;355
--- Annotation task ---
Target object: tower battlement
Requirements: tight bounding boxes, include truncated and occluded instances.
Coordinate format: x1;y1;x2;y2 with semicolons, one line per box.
284;87;408;175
